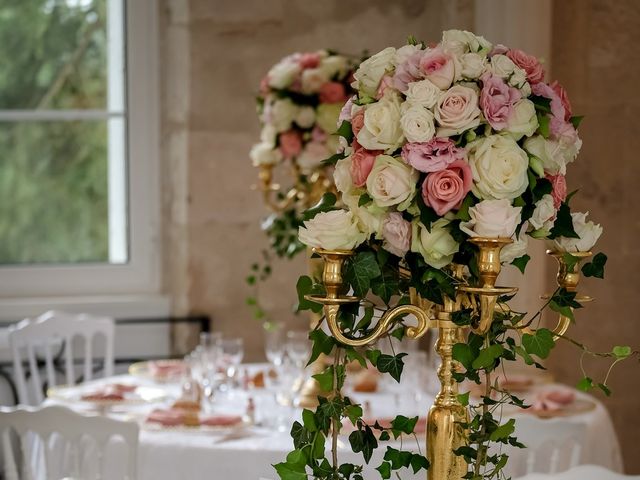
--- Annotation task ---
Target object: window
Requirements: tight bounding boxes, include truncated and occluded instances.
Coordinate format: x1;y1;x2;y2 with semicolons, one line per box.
0;1;165;314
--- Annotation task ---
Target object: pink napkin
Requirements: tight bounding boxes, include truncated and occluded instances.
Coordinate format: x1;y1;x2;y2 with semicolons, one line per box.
149;360;187;379
146;408;186;426
529;389;575;413
199;415;243;427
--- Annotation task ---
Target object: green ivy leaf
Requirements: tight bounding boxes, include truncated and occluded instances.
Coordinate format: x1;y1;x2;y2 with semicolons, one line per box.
570;115;584;129
522;328;555;359
538;114;550;138
318;398;343;419
531;95;551;112
355;305;375;331
416;192;440;231
549;300;575;322
308;329;335;365
452;343;475;370
349;426;378;463
379;430;390;441
321;152;346;167
366;349;381;366
472;344;504;370
371;269;400;305
302;409;317;432
335;120;354;143
613;345;632;359
376;353;408;382
457;392;470;407
344;404;363;425
454;194;475;221
390;415;418;436
489;418;516;442
376;461;391;479
549;202;580;239
383;447;412;469
511;254;531;274
296;276;323;313
302;192;338;221
562;253;581;272
344;251;382;298
577;376;593;392
410;454;429;474
312;367;335;392
358;193;372;207
273;462;307;480
312;431;325;459
598;383;612;397
345;347;367;368
582;252;607;279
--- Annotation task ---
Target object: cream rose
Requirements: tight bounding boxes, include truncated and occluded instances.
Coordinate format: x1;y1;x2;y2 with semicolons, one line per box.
550;212;603;252
267;60;301;89
295;106;316;129
394;44;422;66
459;52;487;79
250;142;282;167
334;157;353;194
366;155;418;210
382;212;411;257
270;98;298;132
505;99;538;141
316;103;343;134
298;209;367;250
411;218;459;268
357;92;405;153
319;55;349;79
405;79;441;109
461;199;522;238
301;67;330;94
500;221;529;263
530;194;556;230
352;47;396;97
468;135;529;200
297;142;329;174
523;136;580;175
442;29;492;56
259;124;277;146
434;85;481;136
400;104;436;143
490;54;517;79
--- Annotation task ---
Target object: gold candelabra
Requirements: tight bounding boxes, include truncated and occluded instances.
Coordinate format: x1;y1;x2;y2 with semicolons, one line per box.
306;240;593;480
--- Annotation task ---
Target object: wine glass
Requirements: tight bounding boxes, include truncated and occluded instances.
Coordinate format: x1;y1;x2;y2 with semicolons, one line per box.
264;324;286;367
221;337;244;385
285;331;310;369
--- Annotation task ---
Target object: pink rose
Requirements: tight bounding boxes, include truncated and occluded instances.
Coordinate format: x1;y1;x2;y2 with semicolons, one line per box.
489;44;509;57
349;142;380;187
351;109;365;136
547;174;567;209
421;160;473;215
480;73;521;130
312;126;328;143
532;82;577;140
319;82;347;104
381;212;411;257
376;75;394;99
419;47;456;89
506;49;545;84
393;51;424;92
338;96;356;125
299;52;321;69
401;137;465;173
550;81;572;121
279;130;303;158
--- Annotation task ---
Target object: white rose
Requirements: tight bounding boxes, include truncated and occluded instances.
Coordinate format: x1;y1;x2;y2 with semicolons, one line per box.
434;85;481;136
366;155;418;210
405;79;441;109
550;212;603;252
320;55;349;79
352;47;396;97
382;212;412;257
297;142;329;174
468;135;529;200
459;52;487;79
490;54;516;79
500;221;529;263
301;67;330;94
442;29;492;55
267;60;302;89
394;44;422;66
295;106;316;129
530;194;556;230
298;209;367;250
316;103;343;134
460;199;522;238
508;67;528;89
505;99;539;141
400;104;436;143
250;142;282;167
270;99;298;132
353;203;385;238
523;136;579;175
334;157;353;194
357;92;405;153
411;218;459;268
260;124;277;146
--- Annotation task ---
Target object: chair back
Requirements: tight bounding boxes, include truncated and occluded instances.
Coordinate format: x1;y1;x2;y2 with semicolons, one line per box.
0;405;138;480
517;464;640;480
8;311;115;405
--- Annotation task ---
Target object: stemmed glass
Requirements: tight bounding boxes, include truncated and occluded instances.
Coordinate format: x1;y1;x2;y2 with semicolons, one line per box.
220;337;244;386
198;332;223;406
264;325;286;368
285;331;310;370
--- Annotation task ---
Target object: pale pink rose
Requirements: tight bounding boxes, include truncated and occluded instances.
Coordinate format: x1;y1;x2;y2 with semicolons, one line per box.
489;44;509;57
419;47;456;89
551;119;579;145
289;78;302;92
319;82;347;104
507;49;545;84
532;82;577;140
375;75;394;99
338;96;356;125
279;130;302;158
382;212;411;257
434;85;481;136
259;76;270;95
550;81;572;121
532;82;565;121
351;109;365;136
393;51;425;92
312;126;328;143
480;73;521;130
401;137;465;173
421;160;473;215
349;143;380;187
547;174;567;209
299;52;321;69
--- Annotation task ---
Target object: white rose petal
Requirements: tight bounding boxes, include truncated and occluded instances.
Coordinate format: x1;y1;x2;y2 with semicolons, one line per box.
352;47;396;97
298;210;367;250
319;55;349;79
357;92;405;153
411;218;459;268
296;142;329;174
394;44;422;66
460;199;522;238
295;106;316;129
250;142;282;167
523;136;580;176
500;221;529;264
301;67;330;94
400;104;436;143
530;194;556;230
334;157;353;194
270;98;298;132
490;54;516;79
550;212;603;252
260;124;278;146
505;99;539;141
267;60;302;89
442;29;492;56
405;79;442;109
434;85;481;137
468;135;529;200
316;103;343;134
459;52;487;79
366;154;418;211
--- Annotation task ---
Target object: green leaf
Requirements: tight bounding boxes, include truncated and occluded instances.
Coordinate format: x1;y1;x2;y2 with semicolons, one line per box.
344;404;363;425
549;300;575;322
296;275;323;313
383;447;412;469
312;431;325;459
549;202;580;239
390;326;405;341
598;383;612;397
410;454;430;473
355;305;375;331
344;251;382;298
302;409;317;432
570;115;584;129
335;120;354;143
345;347;367;368
531;95;551;112
308;329;335;365
613;345;632;359
538;114;550;138
577;376;593;392
562;253;581;272
489;418;516;442
366;349;381;366
454;194;474;221
349;426;378;463
302;192;338;221
511;254;531;274
376;353;408;382
273;462;307;480
358;193;372;207
522;328;555;359
452;343;475;370
582;252;607;279
371;269;400;304
321;152;346;166
312;367;335;392
376;461;391;479
472;344;504;370
379;430;390;441
457;391;470;407
318;397;343;419
416;192;440;231
390;415;418;435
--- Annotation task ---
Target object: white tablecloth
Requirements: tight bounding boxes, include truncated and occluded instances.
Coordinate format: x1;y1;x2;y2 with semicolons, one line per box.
45;370;623;480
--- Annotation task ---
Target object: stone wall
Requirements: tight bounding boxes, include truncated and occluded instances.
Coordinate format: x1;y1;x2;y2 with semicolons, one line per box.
548;0;640;473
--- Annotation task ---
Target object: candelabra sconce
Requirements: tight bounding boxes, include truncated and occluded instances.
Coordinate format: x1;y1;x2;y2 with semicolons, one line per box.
543;250;593;339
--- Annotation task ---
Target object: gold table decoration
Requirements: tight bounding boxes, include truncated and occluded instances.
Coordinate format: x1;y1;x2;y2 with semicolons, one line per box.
305;238;594;480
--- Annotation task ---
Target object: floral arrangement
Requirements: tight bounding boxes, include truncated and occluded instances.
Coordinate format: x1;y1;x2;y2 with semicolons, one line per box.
247;50;358;324
278;31;637;480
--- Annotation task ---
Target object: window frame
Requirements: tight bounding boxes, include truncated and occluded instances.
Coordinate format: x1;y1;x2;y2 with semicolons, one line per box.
0;2;167;317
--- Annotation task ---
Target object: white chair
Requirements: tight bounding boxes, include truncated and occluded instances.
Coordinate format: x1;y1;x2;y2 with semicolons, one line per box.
517;464;640;480
9;311;115;405
0;405;138;480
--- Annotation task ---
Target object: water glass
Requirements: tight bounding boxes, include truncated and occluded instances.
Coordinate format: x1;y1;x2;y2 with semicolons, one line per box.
221;337;244;382
285;331;310;369
264;325;286;367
